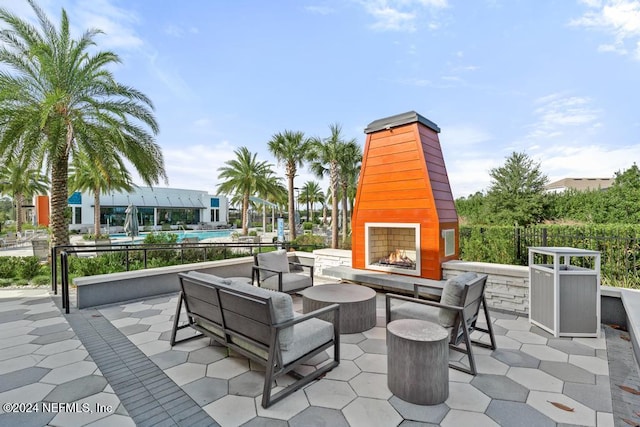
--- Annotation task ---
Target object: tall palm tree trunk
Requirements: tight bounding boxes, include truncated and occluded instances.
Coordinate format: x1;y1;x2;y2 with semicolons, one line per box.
341;183;349;244
288;175;296;240
50;158;71;248
242;194;250;235
93;189;101;236
15;193;24;233
330;163;339;249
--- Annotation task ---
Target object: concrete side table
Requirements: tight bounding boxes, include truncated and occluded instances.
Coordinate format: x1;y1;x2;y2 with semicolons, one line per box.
302;284;377;333
387;318;449;405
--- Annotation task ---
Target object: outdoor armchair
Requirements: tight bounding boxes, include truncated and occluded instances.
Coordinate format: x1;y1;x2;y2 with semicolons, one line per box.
385;272;496;375
253;249;314;293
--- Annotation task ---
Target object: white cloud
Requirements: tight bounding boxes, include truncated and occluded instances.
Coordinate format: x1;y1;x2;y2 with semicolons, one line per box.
526;93;601;139
164;24;199;38
160;142;238;193
570;0;640;59
71;0;144;50
440;124;493;148
540;144;640;182
358;0;448;32
305;5;335;15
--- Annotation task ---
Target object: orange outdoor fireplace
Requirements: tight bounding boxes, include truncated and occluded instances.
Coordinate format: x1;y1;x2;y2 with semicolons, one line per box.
351;111;459;280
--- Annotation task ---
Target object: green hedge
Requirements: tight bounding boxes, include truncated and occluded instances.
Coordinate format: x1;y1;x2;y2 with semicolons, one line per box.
460;224;640;288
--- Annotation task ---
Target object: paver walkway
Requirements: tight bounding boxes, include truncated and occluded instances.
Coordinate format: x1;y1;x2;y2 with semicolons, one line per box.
0;287;638;426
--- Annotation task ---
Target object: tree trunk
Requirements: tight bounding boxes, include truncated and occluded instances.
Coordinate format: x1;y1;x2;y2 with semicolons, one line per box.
341;182;348;244
50;157;71;248
242;194;249;235
15;192;24;234
94;189;101;236
330;162;339;249
287;174;296;241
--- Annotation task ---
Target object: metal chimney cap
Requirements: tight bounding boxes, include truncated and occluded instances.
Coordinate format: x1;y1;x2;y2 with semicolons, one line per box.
364;111;440;134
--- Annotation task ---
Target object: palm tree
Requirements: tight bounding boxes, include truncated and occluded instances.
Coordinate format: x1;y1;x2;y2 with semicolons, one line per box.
217;147;278;236
0;155;49;233
268;130;311;240
68;151;134;236
338;140;362;243
300;181;324;223
0;1;166;248
309;123;357;249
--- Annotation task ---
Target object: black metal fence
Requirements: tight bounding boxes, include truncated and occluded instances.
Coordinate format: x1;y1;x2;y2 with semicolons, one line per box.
51;241;325;313
460;225;640;288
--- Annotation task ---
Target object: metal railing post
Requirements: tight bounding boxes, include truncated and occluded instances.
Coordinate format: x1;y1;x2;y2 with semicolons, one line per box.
51;246;57;294
60;251;70;314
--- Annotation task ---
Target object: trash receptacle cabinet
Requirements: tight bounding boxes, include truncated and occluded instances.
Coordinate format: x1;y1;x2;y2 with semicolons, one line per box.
529;247;600;338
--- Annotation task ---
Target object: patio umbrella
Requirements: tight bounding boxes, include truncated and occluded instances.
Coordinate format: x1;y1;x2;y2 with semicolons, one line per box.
124;204;140;241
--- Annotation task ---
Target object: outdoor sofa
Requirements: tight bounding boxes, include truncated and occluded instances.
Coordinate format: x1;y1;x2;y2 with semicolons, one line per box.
170;271;340;408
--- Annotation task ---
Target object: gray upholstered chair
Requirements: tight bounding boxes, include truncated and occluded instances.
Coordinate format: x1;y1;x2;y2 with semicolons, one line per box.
253;249;314;293
385;272;496;375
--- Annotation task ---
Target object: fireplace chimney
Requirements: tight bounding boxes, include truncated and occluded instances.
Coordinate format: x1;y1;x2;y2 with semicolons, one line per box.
351;111;459;280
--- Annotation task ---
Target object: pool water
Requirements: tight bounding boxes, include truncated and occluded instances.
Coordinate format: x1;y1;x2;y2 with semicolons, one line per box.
109;230;232;242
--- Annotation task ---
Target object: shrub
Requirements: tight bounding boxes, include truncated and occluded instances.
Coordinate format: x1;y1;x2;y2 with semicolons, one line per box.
302;222;313;231
290;234;326;250
143;232;179;262
17;257;42;280
69;257;103;277
0;257;17;279
82;233;110;241
266;225;273;232
30;275;51;286
248;230;257;237
0;278;13;287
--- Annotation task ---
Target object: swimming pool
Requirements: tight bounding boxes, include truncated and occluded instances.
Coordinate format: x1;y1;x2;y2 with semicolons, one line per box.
109;230;232;242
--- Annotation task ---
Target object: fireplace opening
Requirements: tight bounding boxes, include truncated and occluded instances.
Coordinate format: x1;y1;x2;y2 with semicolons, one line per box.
365;222;421;276
375;249;416;269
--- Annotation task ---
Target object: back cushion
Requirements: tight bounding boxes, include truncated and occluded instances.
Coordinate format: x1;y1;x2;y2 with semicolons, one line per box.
439;272;477;327
257;249;290;280
230;282;295;350
185;271;232;286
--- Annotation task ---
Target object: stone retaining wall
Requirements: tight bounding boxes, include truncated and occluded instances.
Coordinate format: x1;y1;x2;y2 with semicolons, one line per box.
313;250;530;315
443;260;529;315
312;248;352;277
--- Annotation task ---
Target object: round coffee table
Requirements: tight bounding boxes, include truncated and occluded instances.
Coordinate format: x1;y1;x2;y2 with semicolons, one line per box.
302;284;377;333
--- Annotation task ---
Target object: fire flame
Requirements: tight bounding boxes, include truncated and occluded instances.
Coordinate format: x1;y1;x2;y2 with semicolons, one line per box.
388;249;405;263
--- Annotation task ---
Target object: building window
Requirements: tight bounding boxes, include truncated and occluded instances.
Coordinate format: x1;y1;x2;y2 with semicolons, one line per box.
211;209;219;222
74;207;82;225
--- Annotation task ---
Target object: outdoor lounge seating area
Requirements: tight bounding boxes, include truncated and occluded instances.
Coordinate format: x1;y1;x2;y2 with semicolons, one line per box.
1;269;636;426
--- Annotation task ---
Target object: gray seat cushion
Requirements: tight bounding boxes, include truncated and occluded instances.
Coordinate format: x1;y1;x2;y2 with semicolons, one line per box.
282;317;334;365
389;302;453;335
390;301;440;324
439;271;477;327
262;273;312;293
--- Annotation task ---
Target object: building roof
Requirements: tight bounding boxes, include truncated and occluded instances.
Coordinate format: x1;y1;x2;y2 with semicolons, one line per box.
545;177;613;192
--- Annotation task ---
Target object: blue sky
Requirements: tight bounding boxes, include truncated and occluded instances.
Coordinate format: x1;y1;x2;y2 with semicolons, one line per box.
3;0;640;199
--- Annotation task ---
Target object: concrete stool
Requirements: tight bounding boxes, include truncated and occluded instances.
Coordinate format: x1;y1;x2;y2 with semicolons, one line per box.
387;319;449;405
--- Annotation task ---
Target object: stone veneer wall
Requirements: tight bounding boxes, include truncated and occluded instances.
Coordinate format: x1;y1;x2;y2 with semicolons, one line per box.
312;249;353;277
312;249;530;314
442;260;529;315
